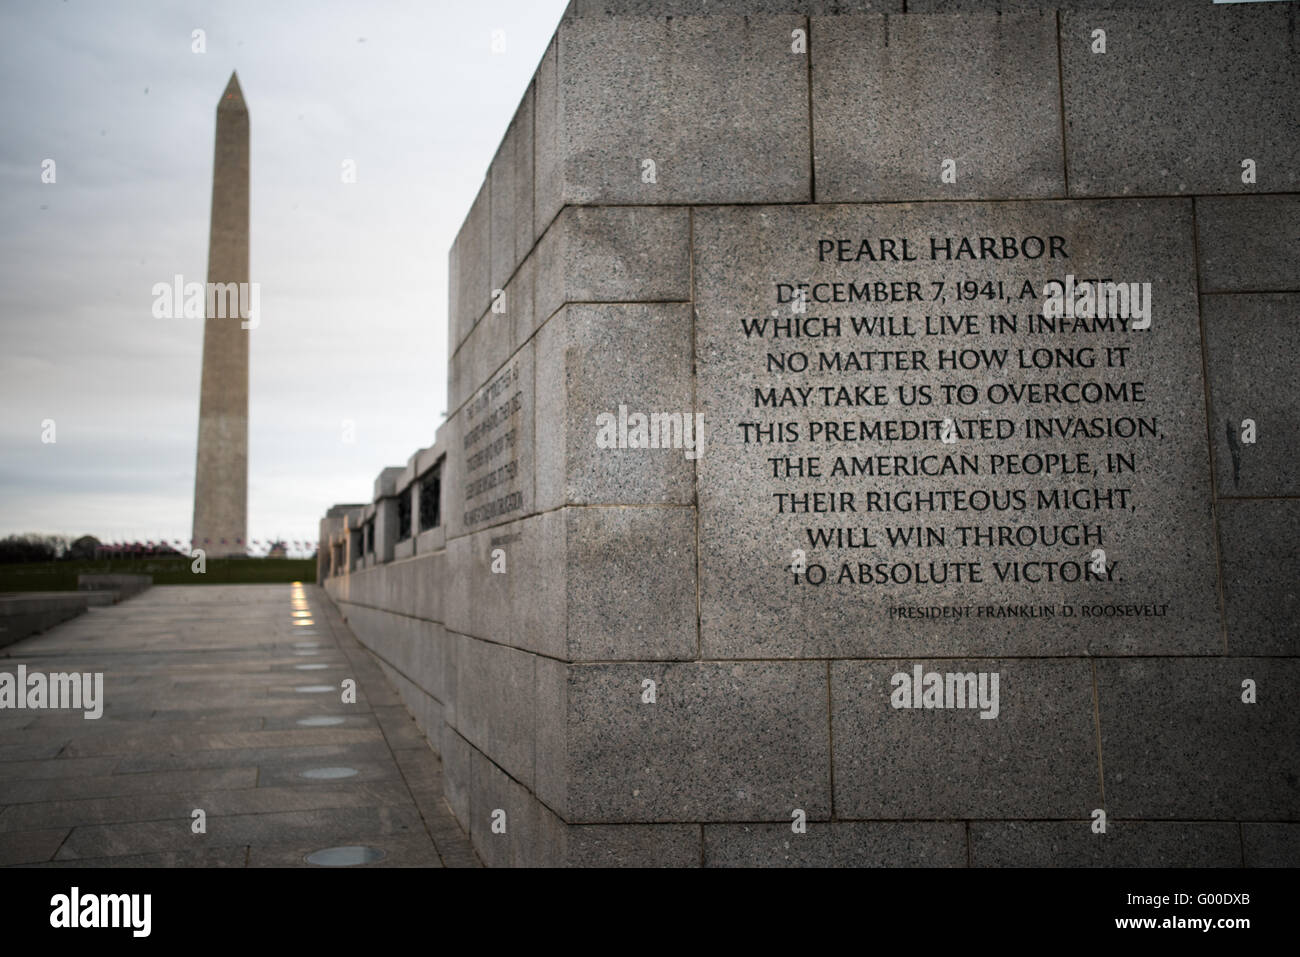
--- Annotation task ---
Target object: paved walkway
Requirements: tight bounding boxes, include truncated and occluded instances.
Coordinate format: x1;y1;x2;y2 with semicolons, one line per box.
0;583;478;867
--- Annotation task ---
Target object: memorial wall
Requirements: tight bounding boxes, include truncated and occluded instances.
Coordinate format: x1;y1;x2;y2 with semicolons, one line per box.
320;0;1300;866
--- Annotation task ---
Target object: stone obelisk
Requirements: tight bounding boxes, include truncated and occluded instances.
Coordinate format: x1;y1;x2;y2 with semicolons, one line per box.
192;72;249;557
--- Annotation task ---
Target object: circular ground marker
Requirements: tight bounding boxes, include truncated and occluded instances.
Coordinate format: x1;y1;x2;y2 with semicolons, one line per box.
300;766;358;780
306;845;386;867
294;685;334;693
297;716;345;727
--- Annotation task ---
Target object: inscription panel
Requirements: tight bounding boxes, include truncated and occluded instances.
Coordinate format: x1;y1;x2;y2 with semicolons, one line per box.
447;344;535;540
694;201;1218;657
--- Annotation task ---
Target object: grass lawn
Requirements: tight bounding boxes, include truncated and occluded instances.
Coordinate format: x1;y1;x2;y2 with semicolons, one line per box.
0;557;317;591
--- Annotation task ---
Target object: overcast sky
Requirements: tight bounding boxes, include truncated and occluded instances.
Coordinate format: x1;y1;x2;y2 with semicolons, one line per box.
0;0;568;552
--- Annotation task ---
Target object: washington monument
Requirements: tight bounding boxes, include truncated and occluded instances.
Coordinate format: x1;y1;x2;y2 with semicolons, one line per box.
191;72;250;556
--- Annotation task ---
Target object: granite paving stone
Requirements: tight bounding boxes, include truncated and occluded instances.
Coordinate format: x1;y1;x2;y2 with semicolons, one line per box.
970;820;1244;867
0;584;477;867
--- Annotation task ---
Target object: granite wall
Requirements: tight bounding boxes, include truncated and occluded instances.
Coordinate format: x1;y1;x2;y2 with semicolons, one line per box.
321;0;1300;866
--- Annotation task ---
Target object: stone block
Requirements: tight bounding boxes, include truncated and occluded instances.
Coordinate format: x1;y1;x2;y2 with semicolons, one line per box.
812;13;1063;201
1204;294;1300;498
409;549;447;625
470;747;557;867
1196;195;1300;293
415;444;442;477
563;506;697;660
441;727;473;828
704;821;966;867
832;659;1100;818
373;465;404;500
440;627;460;732
535;207;691;327
490;85;535;298
969;821;1242;867
372;496;399;564
568;1;902;13
911;0;1191;10
454;635;538;790
535;303;696;509
463;514;565;658
564;824;701;867
1218;500;1299;657
443;535;473;636
450;179;492;349
692;200;1219;658
534;654;568;816
562;661;829;822
1097;658;1300;820
415;528;443;556
510;252;539;352
450;260;534;415
535;15;810;233
429;507;693;663
1061;5;1300;196
1242;824;1300;868
516;510;568;659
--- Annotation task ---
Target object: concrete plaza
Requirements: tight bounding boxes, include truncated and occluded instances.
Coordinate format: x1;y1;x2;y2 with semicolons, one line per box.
0;584;477;867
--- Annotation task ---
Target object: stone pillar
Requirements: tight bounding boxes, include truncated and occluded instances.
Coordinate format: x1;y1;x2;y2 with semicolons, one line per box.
372;466;404;564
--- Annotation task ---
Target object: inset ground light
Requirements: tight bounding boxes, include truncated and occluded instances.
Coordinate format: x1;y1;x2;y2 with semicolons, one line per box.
300;767;358;780
305;846;386;867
